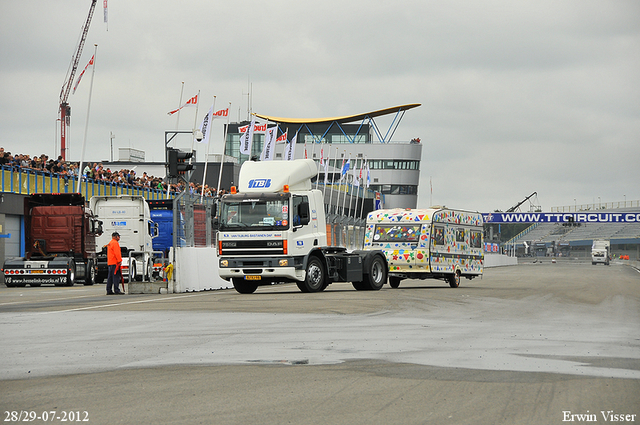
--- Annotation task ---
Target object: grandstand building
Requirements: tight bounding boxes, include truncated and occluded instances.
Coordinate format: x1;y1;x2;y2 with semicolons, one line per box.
225;104;423;210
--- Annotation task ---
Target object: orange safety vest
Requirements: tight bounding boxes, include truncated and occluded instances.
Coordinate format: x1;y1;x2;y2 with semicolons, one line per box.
107;238;122;266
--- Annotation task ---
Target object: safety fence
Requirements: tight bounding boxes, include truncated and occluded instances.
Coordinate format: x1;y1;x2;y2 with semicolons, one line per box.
1;166;171;201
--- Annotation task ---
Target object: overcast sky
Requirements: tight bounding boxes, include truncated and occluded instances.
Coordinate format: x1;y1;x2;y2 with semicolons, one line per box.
1;0;638;212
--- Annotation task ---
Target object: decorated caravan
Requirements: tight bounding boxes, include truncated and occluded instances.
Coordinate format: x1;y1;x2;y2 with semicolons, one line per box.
364;208;484;288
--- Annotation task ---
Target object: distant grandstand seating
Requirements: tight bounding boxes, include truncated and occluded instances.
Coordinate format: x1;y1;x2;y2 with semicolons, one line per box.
507;208;640;246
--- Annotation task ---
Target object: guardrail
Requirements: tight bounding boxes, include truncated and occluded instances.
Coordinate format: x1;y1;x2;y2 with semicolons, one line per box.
1;166;172;201
125;250;167;283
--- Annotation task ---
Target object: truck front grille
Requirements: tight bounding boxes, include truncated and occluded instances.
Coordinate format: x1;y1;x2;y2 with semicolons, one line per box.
219;239;285;256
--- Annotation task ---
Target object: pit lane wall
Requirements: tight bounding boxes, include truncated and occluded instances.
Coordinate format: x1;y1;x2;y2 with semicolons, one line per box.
171;247;517;293
484;253;518;268
173;247;231;292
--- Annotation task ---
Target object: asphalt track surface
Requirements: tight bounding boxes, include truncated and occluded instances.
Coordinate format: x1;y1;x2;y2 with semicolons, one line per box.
1;262;639;424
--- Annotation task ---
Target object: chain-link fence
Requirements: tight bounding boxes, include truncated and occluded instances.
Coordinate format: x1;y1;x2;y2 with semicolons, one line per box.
172;191;217;250
171;185;372;253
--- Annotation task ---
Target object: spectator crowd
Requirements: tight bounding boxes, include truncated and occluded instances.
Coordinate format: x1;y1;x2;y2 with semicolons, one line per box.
0;147;226;198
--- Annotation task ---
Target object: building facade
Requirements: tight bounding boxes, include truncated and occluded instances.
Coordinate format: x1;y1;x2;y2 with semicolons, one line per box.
224;121;422;209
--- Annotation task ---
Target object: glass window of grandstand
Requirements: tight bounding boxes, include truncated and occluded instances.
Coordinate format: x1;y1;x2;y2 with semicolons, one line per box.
369;185;417;195
368;160;419;170
227;134;264;163
330;135;367;144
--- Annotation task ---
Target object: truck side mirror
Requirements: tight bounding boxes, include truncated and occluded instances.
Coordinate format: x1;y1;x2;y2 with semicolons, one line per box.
298;202;310;226
149;221;159;239
94;220;104;236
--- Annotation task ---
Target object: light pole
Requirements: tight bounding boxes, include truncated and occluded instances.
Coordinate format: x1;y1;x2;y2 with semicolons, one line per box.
574;198;576;211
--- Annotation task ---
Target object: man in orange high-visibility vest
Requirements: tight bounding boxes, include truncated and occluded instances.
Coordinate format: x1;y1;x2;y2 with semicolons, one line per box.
106;232;124;295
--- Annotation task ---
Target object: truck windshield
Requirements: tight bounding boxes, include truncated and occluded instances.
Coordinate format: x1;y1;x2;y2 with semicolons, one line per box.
219;198;289;230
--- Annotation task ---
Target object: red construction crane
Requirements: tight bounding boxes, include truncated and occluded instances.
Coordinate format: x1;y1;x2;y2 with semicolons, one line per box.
58;0;97;161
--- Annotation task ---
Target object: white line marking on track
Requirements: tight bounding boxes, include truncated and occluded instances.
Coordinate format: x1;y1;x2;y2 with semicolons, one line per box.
37;292;210;314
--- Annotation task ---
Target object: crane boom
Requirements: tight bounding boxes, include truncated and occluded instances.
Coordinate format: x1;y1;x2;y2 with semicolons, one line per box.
506;192;538;212
59;0;97;161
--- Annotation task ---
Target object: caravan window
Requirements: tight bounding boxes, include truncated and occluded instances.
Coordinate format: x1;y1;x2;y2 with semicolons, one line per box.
373;224;421;243
433;225;445;246
470;231;482;249
456;228;466;243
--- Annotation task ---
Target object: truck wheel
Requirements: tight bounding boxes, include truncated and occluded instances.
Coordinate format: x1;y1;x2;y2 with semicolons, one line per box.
448;270;461;288
297;256;326;293
134;261;143;281
145;259;153;281
66;261;76;286
232;278;258;294
352;253;387;291
389;276;401;289
84;260;95;286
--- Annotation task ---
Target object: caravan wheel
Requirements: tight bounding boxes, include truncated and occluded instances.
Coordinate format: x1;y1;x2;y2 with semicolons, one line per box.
389;276;401;289
448;270;461;288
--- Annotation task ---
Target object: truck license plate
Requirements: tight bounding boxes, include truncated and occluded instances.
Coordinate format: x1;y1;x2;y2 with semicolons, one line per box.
31;270;44;274
245;275;261;281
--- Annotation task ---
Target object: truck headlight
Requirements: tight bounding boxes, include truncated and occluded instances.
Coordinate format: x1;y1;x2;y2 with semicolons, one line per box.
220;260;229;267
279;259;288;267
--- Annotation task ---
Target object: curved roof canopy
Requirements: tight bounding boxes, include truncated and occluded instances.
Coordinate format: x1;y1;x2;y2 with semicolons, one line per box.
254;103;421;125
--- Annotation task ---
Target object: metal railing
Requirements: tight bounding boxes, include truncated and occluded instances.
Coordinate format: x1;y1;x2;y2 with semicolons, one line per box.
1;166;172;201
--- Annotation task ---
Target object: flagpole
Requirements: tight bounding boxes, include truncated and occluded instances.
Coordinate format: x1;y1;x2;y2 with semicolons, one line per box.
351;158;360;221
175;82;184;130
77;44;97;194
201;96;216;202
327;146;336;216
359;157;367;221
339;151;348;217
189;89;201;160
216;103;231;197
314;137;322;190
347;157;357;221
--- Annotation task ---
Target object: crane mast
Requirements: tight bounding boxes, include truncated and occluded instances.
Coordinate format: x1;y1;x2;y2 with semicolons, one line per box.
59;0;97;161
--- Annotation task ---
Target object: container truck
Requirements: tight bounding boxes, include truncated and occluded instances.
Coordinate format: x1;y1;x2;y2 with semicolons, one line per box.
3;193;102;287
217;159;388;294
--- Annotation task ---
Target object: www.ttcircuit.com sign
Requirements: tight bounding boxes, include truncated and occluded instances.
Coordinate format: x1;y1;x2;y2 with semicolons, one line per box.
483;212;640;224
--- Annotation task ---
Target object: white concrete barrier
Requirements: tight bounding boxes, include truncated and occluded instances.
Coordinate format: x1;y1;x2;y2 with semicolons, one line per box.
174;247;233;292
171;249;518;293
484;253;518;268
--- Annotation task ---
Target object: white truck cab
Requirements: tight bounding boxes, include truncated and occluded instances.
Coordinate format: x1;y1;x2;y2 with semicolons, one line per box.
90;195;158;282
217;159;387;294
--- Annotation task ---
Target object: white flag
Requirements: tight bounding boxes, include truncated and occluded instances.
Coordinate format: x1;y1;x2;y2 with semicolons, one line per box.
261;126;277;161
197;104;213;144
240;117;255;155
72;55;94;94
285;132;297;161
365;160;370;188
167;94;198;115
